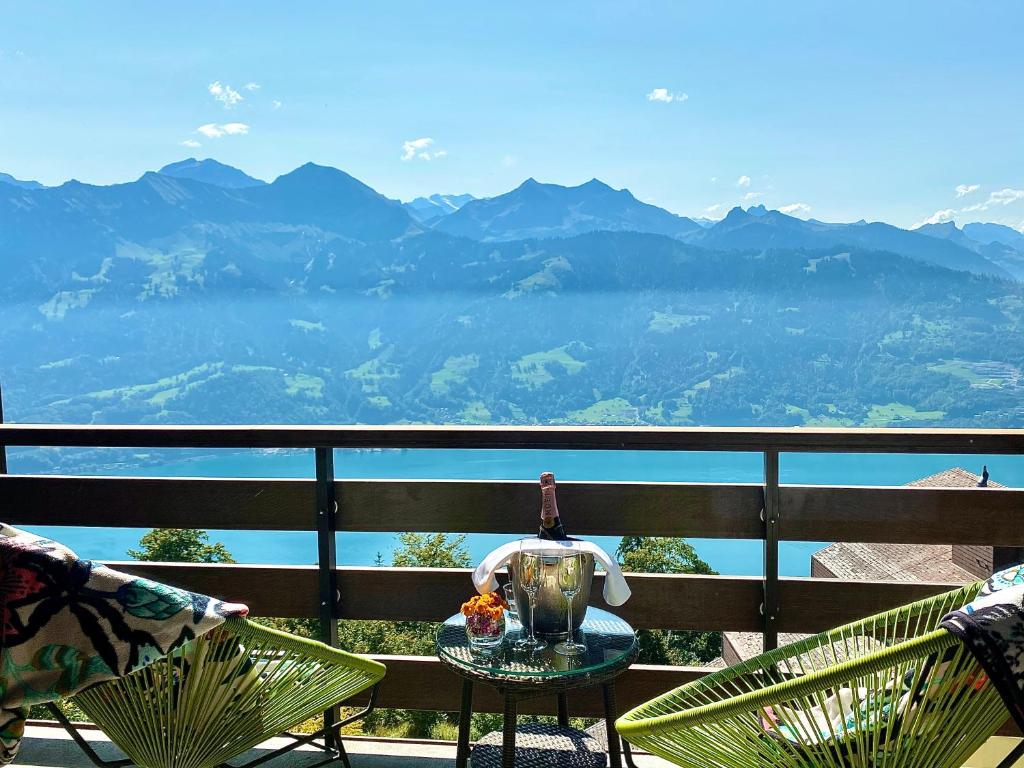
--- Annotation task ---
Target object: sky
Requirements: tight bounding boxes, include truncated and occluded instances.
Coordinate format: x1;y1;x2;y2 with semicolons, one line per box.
0;1;1022;230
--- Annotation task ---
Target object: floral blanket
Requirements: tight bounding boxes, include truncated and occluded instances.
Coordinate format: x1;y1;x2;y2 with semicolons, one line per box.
941;562;1024;731
0;524;248;764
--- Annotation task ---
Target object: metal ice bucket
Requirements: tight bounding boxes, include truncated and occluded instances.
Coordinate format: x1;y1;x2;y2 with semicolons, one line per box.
508;551;595;639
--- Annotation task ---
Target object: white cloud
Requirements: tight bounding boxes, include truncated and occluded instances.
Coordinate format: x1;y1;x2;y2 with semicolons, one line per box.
180;139;202;148
912;208;957;228
955;183;979;198
272;99;283;109
244;82;261;91
502;155;516;168
208;81;244;108
743;191;764;200
401;137;446;161
196;122;249;139
960;188;1024;213
989;188;1024;206
709;176;718;183
705;203;723;214
736;175;751;187
646;88;688;104
779;202;811;217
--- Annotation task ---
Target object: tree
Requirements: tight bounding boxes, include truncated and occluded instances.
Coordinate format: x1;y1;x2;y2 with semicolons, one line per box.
128;528;235;563
392;532;470;568
616;536;722;665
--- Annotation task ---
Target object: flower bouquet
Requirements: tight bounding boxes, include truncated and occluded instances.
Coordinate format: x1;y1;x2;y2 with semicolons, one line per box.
461;591;507;654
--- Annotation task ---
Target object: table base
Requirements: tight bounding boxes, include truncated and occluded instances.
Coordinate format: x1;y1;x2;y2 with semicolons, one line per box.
454;682;636;768
470;723;605;767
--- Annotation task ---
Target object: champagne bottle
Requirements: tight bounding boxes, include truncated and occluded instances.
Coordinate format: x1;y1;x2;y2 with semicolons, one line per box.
537;472;569;540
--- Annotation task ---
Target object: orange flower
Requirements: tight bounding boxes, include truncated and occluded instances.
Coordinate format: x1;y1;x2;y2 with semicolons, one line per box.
461;591;507;618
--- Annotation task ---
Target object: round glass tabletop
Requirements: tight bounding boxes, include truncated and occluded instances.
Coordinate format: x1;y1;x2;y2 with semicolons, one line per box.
436;607;638;681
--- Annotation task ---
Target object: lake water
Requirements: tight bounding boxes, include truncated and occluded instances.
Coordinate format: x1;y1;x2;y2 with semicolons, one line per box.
9;448;1022;577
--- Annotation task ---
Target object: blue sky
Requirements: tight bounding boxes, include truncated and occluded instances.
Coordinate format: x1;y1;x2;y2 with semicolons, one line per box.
1;1;1021;229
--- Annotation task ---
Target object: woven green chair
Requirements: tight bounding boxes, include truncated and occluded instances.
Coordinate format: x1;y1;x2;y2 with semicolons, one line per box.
51;617;385;768
617;582;1014;768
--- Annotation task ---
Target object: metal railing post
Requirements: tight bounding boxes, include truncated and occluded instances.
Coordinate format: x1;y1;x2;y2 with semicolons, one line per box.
315;446;339;749
0;380;8;475
762;449;780;652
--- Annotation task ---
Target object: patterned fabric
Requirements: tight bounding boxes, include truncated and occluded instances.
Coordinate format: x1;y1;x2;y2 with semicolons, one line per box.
761;673;914;749
941;562;1024;731
0;524;248;764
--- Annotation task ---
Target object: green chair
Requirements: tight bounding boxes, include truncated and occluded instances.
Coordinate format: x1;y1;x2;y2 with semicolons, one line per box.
51;617;386;768
617;582;1016;768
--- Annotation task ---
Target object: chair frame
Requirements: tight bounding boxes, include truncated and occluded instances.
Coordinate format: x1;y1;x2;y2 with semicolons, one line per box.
618;582;1023;768
51;617;384;768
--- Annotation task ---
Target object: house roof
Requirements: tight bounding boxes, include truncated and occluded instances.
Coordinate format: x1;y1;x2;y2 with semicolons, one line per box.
725;467;999;664
812;466;999;583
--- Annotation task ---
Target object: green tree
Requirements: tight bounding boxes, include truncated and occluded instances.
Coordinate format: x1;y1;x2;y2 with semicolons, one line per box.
616;536;722;665
128;528;235;563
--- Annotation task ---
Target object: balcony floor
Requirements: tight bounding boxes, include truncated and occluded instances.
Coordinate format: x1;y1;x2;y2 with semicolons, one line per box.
17;723;679;768
16;723;1023;768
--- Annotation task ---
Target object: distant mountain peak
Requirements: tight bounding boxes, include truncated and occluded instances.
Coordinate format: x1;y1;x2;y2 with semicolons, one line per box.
722;206;750;222
403;193;476;224
747;204;769;217
436;177;701;241
158;158;265;189
0;171;45;190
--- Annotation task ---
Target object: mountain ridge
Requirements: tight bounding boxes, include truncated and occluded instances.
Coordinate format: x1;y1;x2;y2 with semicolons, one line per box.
158;158;266;188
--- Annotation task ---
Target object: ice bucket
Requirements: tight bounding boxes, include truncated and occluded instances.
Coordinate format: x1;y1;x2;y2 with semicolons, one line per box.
508;551;595;639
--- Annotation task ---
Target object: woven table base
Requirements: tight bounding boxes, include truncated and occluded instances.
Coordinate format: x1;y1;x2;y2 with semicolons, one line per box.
470;723;606;767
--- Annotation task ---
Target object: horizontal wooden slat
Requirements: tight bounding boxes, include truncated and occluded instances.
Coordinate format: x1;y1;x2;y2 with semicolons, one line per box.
777;577;965;633
0;475;315;530
783;484;1024;544
104;561;318;618
3;423;1023;453
0;474;762;538
350;655;705;716
349;656;1022;736
95;564;972;636
337;567;763;631
336;479;764;538
10;475;1024;544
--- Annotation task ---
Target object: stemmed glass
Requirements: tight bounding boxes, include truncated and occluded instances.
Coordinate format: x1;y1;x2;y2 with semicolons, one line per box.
555;554;587;656
514;543;546;652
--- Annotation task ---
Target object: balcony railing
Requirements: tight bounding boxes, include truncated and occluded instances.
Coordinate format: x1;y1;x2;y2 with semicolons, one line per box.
0;424;1022;726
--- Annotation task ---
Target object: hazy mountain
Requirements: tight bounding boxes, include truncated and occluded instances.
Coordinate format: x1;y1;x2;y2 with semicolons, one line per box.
436;178;703;241
0;163;420;294
404;193;475;225
916;221;1024;281
963;222;1024;251
688;207;1011;279
0;172;44;190
244;163;419;240
158;158;266;188
3;223;1023;459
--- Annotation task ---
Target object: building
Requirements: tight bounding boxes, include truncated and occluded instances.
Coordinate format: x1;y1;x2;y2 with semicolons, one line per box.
723;466;1006;665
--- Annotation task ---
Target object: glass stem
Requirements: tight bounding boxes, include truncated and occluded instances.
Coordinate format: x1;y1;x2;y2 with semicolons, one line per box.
529;595;537;643
566;597;573;643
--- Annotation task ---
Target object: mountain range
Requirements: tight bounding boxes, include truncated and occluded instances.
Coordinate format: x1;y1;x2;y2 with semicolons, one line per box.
2;158;1018;280
1;157;1022;461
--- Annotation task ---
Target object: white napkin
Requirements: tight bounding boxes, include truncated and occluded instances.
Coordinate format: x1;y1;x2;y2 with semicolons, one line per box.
472;538;632;606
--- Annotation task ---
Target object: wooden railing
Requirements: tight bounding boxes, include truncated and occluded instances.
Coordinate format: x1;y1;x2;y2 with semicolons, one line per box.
1;424;1022;722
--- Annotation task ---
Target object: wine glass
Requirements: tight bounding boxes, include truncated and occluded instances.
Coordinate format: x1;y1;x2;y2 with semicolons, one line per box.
554;554;586;656
514;544;546;652
502;582;520;632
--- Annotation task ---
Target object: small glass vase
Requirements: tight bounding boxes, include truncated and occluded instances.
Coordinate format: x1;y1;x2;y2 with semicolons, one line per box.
465;611;505;654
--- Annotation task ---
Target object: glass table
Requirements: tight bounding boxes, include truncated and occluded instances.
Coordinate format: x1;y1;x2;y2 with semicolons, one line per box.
437;607;639;768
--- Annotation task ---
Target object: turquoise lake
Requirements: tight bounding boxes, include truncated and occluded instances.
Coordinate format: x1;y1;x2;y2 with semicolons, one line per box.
10;448;1022;577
